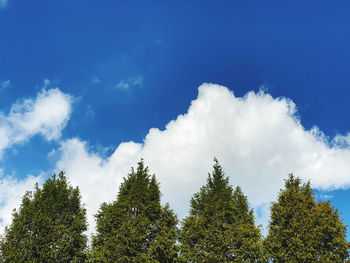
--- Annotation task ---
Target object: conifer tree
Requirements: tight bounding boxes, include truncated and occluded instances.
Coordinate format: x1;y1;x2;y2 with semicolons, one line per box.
264;174;349;262
91;160;179;262
179;158;263;262
312;201;349;262
0;172;88;262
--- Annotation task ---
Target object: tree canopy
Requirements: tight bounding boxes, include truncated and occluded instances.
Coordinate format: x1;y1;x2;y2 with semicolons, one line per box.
179;158;263;262
0;172;87;262
264;174;349;262
90;160;179;262
0;162;348;262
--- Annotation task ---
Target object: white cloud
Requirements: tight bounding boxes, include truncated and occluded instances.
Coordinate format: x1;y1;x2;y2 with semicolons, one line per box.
0;0;7;9
0;170;44;232
55;83;350;236
0;87;73;233
0;88;73;158
56;139;142;237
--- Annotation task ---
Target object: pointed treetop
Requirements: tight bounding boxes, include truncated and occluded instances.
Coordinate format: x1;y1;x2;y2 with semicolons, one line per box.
91;160;178;262
265;174;349;262
118;159;161;207
281;173;314;204
207;157;229;192
180;157;262;262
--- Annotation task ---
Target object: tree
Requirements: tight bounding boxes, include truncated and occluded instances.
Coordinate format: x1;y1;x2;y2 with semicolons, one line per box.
90;160;179;262
0;172;88;262
311;201;349;262
264;174;349;262
179;158;263;262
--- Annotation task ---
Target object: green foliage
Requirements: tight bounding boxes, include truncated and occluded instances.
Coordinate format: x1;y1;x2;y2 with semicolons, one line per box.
179;158;263;262
0;172;88;262
90;160;179;262
1;161;348;263
264;174;350;262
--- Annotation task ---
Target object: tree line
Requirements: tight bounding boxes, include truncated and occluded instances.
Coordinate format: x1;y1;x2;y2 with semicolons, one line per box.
0;158;349;262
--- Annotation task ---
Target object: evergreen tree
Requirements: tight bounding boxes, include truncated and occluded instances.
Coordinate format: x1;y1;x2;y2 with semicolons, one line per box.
264;174;349;262
91;160;178;262
0;172;88;262
179;158;263;262
312;201;349;262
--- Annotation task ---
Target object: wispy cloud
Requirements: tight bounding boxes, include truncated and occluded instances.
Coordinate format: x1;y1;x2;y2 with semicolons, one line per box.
0;80;10;91
318;194;334;200
91;77;101;84
84;104;95;121
155;39;164;46
115;75;143;90
0;0;7;9
115;80;129;90
43;79;51;88
132;75;143;87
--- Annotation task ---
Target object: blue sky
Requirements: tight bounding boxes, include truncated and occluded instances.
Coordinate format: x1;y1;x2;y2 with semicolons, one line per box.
1;1;350;236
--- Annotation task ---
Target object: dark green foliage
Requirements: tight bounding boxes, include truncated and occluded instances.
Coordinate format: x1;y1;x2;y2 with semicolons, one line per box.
179;158;263;262
91;160;179;262
264;174;349;262
0;172;88;262
1;160;349;263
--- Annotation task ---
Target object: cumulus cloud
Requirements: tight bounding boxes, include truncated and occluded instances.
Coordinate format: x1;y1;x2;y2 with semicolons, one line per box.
0;88;73;158
0;87;73;232
0;170;44;232
56;83;350;236
56;139;142;236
